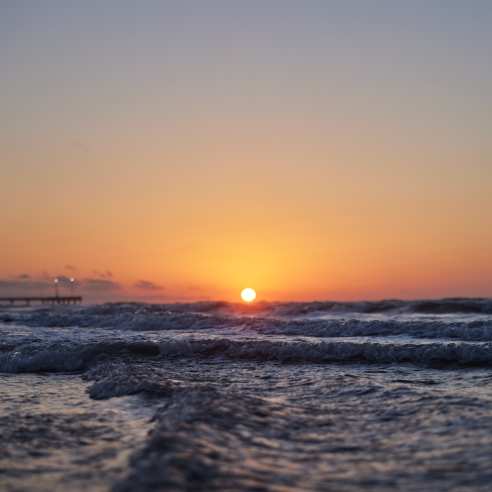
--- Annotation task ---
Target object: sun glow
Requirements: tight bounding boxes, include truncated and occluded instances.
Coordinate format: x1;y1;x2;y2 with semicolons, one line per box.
240;287;257;303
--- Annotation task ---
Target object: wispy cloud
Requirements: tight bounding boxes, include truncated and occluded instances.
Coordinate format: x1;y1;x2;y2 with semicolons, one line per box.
83;278;121;291
0;277;51;293
0;272;167;300
0;274;82;295
92;270;113;279
134;280;164;291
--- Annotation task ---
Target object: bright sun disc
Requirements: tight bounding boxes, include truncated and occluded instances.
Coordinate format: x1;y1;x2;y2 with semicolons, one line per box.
241;288;257;303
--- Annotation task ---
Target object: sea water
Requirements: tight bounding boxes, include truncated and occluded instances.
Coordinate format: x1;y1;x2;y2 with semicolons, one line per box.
1;299;492;491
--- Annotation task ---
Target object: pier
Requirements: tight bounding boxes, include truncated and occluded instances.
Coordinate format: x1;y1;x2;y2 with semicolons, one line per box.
0;296;82;307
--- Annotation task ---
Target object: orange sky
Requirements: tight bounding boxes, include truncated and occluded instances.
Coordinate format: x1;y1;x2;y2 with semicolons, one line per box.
2;3;492;301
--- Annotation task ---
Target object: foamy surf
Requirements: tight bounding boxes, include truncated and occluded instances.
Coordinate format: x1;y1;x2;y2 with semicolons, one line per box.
2;300;492;491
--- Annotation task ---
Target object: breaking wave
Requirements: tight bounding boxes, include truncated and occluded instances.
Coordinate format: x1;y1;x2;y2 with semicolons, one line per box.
3;301;492;342
268;298;492;316
2;335;492;374
3;297;492;327
1;299;492;374
0;340;160;373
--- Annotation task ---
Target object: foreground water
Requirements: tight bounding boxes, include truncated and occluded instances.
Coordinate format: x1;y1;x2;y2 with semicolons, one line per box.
1;299;492;491
0;374;155;492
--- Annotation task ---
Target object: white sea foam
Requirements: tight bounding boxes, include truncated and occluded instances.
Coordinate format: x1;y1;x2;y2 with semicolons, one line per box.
3;301;492;491
1;326;492;374
4;302;492;343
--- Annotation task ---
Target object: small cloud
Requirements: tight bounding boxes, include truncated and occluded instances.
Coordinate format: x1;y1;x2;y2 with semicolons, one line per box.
92;269;113;279
65;264;77;272
18;273;31;280
0;277;51;293
83;278;121;291
134;280;164;291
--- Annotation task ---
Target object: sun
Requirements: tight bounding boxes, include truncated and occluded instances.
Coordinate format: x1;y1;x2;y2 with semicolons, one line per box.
240;287;257;303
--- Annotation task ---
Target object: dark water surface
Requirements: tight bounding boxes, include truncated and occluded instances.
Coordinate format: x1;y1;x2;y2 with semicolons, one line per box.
1;300;492;491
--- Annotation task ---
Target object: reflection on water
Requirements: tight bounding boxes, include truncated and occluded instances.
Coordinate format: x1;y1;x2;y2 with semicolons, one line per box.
0;374;155;492
2;301;492;491
110;360;492;492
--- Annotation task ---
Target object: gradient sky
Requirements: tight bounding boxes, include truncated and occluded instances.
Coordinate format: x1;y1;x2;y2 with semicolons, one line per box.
1;1;491;301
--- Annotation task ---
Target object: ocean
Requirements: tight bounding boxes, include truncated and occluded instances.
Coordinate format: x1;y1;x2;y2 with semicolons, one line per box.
1;299;492;491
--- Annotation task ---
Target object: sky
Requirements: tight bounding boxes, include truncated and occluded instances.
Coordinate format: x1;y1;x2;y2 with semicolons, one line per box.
1;1;491;302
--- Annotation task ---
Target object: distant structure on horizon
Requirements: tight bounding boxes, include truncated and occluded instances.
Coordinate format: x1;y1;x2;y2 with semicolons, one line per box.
0;296;83;307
